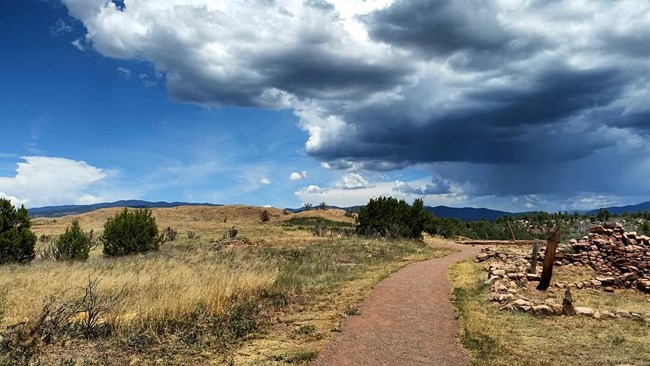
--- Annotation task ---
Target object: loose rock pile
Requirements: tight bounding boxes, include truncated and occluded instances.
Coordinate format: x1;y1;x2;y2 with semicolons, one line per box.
485;262;562;315
564;223;650;293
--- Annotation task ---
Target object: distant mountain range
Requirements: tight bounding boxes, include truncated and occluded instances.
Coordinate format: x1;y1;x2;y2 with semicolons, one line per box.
28;200;222;218
27;200;650;221
424;206;513;221
585;201;650;215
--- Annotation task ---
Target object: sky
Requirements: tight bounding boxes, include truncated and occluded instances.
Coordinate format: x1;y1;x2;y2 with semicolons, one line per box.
1;0;650;212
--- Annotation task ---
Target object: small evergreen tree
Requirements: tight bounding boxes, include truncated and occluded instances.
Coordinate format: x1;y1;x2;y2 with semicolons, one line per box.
0;198;36;264
357;197;432;239
101;208;161;257
639;220;650;236
596;208;611;222
54;220;91;261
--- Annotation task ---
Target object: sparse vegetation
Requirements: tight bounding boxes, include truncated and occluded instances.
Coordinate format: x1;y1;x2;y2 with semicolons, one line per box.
0;198;36;264
282;216;354;229
76;276;124;338
101;208;162;257
0;205;450;365
161;226;178;242
5;196;650;366
282;216;354;238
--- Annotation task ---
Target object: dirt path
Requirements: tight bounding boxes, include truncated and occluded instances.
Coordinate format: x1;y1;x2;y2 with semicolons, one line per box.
314;242;480;366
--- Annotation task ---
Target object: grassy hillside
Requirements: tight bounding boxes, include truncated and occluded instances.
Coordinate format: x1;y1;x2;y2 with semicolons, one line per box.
0;206;450;366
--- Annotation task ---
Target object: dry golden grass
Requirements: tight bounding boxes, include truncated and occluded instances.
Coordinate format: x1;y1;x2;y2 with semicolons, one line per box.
450;259;650;366
29;206;356;234
30;206;353;246
0;242;276;329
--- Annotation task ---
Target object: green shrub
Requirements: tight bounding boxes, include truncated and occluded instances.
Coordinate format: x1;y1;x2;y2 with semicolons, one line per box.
161;227;178;242
292;349;319;363
0;198;36;264
356;197;432;239
101;208;161;257
259;210;270;222
639;221;650;236
54;220;91;261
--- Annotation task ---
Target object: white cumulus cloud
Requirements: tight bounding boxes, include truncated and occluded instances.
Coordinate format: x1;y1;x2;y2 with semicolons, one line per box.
260;177;272;185
0;156;110;207
335;173;374;189
302;185;327;194
289;170;307;181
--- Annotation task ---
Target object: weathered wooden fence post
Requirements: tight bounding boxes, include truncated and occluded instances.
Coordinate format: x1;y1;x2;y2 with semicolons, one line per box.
507;220;516;241
529;240;540;274
537;228;560;291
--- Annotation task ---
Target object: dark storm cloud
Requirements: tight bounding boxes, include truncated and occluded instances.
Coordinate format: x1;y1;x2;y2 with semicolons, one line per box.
168;46;412;106
63;0;650;201
251;48;413;101
311;67;627;166
365;0;512;56
311;112;606;166
467;68;629;127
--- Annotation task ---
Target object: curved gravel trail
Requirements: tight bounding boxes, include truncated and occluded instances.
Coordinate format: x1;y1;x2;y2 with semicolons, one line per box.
314;242;480;366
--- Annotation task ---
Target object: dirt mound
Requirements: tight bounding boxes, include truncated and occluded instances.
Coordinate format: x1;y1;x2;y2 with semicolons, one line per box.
283;208;355;224
30;205;355;235
31;205;284;234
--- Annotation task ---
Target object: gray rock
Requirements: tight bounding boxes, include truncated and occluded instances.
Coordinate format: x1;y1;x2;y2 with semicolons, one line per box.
575;307;594;316
532;305;553;315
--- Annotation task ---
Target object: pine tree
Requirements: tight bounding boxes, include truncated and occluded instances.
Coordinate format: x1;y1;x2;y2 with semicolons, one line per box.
0;198;37;264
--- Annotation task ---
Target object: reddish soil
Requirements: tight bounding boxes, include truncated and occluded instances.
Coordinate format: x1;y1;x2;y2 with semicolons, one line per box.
314;243;480;366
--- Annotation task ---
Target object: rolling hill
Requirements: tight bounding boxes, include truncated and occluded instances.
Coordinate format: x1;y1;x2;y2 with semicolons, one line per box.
28;200;650;221
28;200;221;218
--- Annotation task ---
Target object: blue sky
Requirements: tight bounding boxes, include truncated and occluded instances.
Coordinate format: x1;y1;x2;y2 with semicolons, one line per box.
1;0;650;212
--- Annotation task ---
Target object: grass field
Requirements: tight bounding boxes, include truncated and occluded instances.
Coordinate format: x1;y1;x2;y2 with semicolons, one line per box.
450;258;650;366
0;206;452;366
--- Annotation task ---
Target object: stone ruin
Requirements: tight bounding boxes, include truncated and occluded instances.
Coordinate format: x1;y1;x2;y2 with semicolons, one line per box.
563;222;650;293
473;222;650;320
476;249;649;321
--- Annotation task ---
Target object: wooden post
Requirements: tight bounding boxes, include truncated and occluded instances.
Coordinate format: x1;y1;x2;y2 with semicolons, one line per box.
529;240;540;274
507;220;516;242
537;228;560;291
562;288;575;316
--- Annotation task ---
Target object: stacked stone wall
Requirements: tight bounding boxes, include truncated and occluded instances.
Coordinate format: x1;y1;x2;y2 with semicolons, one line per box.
564;222;650;292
